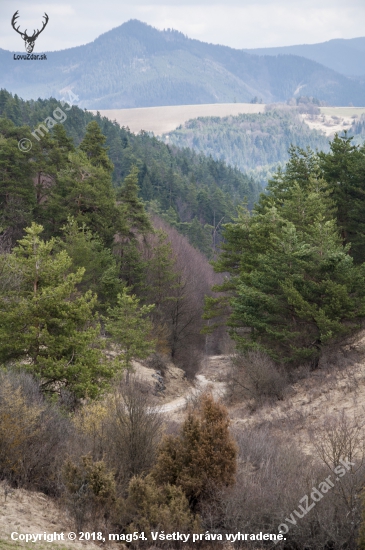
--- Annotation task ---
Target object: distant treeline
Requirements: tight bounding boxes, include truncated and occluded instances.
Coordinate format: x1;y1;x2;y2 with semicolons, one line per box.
164;108;331;184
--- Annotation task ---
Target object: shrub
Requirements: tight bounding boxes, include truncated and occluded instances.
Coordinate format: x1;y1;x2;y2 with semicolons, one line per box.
228;351;288;404
119;474;200;545
62;454;116;531
0;369;73;494
152;393;237;508
203;422;365;549
74;375;163;488
104;376;163;487
144;352;168;375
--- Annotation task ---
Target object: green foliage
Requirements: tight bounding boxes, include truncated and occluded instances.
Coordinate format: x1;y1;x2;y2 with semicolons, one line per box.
165;109;330;182
140;230;179;352
0;223;112;399
121;474;200;538
319;133;365;264
63;454;116;530
118;166;152;236
105;288;155;373
0;118;36;249
44;149;125;246
207;144;365;367
79;121;114;173
0;91;261;255
58;217;123;309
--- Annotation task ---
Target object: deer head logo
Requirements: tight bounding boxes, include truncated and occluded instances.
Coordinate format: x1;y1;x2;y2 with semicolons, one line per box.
11;11;49;53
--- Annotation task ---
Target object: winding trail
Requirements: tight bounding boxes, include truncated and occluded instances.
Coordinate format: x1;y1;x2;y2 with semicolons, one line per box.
160;356;229;413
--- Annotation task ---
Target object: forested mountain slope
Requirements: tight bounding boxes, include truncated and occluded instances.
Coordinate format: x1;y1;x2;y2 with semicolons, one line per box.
1;20;365;107
164;107;331;182
0;89;260;256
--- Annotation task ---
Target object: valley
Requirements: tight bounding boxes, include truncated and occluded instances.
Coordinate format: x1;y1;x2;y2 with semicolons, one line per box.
93;103;365;140
1;10;365;547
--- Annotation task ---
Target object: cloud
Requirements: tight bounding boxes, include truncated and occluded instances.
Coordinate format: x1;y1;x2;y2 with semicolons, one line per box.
0;0;363;52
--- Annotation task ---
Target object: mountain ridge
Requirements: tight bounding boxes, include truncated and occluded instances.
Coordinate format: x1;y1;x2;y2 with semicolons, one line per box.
1;20;365;108
243;36;365;78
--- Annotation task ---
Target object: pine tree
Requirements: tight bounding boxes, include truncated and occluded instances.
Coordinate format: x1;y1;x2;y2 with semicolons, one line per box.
0;223;112;399
0;119;36;249
118;167;152;237
319;133;365;264
45;150;126;245
141;231;180;352
206;150;365;368
105;288;155;381
79;121;114;173
58;217;123;309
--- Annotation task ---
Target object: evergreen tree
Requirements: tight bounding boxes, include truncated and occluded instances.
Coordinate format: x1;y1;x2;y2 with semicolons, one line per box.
0;224;112;399
58;217;123;309
118;167;152;237
152;393;237;508
0;119;36;250
105;288;155;381
206;151;365;368
319;133;365;264
79;121;114;173
45;150;126;246
141;231;180;352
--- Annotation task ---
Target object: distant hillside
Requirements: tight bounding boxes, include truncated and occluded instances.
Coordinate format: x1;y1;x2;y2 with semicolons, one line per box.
163;108;331;183
1;20;365;108
90;103;265;135
244;37;365;78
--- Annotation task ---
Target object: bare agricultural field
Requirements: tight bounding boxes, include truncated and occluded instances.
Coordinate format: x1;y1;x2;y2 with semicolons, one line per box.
89;103;266;135
320;106;365;118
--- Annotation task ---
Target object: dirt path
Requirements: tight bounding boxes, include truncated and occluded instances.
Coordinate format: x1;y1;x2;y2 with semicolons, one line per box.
160;355;230;413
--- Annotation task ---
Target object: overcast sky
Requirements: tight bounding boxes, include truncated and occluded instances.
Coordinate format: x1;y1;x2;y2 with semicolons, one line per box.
1;0;364;52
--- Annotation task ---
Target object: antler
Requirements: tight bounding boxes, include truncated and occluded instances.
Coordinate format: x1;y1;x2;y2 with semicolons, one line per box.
11;11;26;39
30;13;49;41
11;11;49;41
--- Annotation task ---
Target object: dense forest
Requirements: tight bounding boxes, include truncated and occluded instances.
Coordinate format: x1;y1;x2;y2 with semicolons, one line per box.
205;134;365;369
2;20;365;108
0;89;261;256
3;85;365;549
164;105;331;184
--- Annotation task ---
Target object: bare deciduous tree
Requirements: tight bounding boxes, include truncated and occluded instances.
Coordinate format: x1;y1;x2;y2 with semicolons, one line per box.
105;376;163;488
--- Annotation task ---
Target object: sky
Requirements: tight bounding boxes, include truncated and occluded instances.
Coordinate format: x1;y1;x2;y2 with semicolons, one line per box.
1;0;364;52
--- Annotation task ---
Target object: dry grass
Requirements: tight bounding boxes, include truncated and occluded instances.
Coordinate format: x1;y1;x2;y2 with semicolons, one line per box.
3;337;365;547
320;106;365;118
230;334;365;456
89;103;265;135
0;482;119;549
300;106;365;137
90;103;365;138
